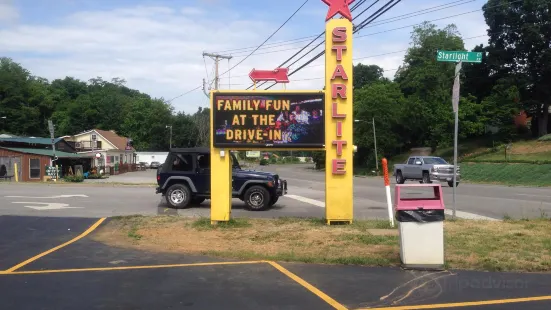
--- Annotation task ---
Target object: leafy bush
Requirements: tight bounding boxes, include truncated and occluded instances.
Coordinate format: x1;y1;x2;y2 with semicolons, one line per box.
259;159;269;166
64;175;84;182
269;157;277;164
312;151;325;169
280;156;301;164
538;134;551;141
87;173;104;179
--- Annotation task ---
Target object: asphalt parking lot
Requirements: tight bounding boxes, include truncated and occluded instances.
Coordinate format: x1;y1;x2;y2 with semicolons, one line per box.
1;215;551;310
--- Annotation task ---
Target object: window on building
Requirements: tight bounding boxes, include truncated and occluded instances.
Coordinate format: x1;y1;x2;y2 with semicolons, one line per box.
171;154;193;171
30;158;41;179
115;156;119;162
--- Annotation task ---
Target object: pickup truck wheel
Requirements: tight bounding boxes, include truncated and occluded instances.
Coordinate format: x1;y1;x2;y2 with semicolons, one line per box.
448;181;459;187
244;185;270;211
396;171;405;184
422;172;432;184
166;184;191;209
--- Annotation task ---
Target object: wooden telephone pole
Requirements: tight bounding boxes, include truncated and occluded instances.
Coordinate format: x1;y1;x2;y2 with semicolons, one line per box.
202;52;232;97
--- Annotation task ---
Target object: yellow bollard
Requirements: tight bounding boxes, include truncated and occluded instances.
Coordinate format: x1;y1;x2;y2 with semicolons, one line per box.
14;163;18;182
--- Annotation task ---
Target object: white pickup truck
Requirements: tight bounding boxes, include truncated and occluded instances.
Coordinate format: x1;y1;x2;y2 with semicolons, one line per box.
393;156;460;187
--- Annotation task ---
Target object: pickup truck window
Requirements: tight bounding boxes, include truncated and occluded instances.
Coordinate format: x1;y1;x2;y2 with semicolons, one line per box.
407;158;415;165
423;157;448;164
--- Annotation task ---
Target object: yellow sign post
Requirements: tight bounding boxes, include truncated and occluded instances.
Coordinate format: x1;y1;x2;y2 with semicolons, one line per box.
209;0;355;225
324;18;354;224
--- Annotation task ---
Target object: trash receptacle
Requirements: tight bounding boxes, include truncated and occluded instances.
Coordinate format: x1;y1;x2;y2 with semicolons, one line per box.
395;184;445;270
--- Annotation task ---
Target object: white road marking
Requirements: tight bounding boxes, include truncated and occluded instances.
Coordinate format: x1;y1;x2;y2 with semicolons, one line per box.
286;194;500;220
286;195;325;208
11;202;84;210
444;210;499;221
5;194;89;199
516;193;551;198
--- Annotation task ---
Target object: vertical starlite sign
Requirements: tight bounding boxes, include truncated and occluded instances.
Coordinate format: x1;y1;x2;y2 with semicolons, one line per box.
323;0;354;224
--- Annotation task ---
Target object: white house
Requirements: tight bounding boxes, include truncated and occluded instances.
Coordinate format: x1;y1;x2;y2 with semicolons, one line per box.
62;129;136;168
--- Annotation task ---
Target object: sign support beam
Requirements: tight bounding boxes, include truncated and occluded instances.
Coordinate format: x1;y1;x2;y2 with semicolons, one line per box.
324;18;353;225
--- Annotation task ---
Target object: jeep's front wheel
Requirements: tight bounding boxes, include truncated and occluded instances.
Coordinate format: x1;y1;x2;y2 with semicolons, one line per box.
166;184;191;209
244;185;270;211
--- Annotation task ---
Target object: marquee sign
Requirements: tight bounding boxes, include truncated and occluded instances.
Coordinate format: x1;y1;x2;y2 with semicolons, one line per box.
212;92;325;149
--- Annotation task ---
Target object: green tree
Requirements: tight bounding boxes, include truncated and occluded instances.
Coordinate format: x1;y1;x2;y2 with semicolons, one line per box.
353;81;406;167
353;64;386;89
395;22;486;148
483;0;551;136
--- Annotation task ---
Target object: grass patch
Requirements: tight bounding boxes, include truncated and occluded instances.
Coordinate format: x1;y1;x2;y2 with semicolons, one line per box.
461;163;551;187
192;217;252;230
92;216;551;272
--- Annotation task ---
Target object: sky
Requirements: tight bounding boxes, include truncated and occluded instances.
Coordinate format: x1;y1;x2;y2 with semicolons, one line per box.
0;0;490;114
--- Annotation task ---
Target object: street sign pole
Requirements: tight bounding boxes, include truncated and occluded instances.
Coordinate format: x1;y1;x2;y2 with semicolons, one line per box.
451;61;461;220
437;49;482;220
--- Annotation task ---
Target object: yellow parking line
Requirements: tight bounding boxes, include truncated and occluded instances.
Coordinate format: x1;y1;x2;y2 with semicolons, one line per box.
267;261;348;310
4;218;106;273
360;295;551;310
0;261;266;275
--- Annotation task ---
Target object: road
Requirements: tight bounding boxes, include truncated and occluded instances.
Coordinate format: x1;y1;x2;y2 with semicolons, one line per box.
1;164;550;220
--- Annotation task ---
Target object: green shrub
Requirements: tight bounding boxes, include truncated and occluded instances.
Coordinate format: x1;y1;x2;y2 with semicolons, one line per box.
64;174;84;182
259;159;269;166
269;157;277;164
87;173;104;179
312;151;325;169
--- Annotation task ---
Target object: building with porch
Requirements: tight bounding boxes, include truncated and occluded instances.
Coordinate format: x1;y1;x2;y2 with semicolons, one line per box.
62;129;136;173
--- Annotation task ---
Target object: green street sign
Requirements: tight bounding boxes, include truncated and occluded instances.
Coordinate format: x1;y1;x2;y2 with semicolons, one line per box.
436;50;482;63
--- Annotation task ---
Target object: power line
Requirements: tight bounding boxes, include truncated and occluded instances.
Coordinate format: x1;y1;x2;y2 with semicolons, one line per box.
167;0;521;101
166;86;202;102
230;6;482;60
229;33;487;79
264;0;402;90
248;0;376;90
218;0;475;56
217;0;310;79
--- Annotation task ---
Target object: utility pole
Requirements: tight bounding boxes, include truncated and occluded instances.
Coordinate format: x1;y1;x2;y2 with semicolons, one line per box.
372;117;379;174
354;119;379;173
166;125;172;150
202;52;233;90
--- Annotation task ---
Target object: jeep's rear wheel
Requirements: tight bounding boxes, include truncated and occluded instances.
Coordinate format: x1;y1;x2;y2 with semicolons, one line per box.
166;184;191;209
244;185;270;211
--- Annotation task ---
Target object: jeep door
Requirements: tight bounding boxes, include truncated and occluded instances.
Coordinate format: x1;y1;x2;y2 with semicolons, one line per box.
195;153;211;194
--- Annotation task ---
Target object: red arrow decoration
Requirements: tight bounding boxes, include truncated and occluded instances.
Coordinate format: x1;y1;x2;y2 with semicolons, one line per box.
249;67;290;83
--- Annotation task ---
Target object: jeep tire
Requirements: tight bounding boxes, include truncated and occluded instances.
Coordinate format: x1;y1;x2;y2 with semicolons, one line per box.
244;185;270;211
166;184;191;209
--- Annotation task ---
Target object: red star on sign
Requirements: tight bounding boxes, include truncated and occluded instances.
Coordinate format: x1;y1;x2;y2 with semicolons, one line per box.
321;0;355;22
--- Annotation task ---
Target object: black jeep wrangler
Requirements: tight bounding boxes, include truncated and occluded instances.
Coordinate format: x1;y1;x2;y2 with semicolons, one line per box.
155;148;287;211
